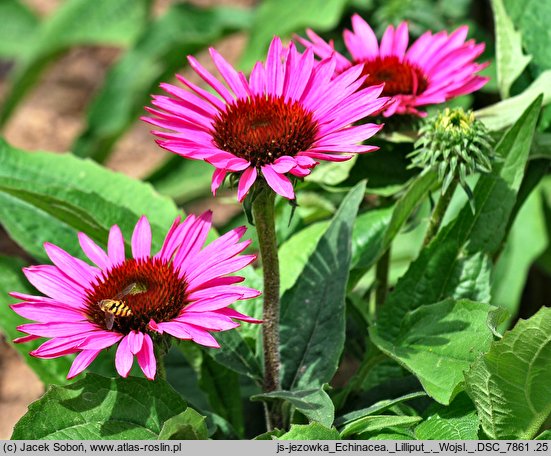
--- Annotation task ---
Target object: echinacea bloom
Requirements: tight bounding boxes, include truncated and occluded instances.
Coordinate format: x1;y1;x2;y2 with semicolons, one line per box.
143;36;390;201
297;15;489;117
11;213;260;380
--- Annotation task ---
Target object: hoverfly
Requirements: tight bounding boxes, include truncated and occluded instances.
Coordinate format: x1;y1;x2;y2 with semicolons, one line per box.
98;282;146;330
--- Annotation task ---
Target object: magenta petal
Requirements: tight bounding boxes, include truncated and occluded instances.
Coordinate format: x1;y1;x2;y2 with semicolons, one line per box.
177;312;240;331
115;334;134;378
216;307;263;324
67;349;101;379
237;167;257;202
127;330;144;355
211;168;227;196
261;165;295;199
78;233;110;270
187;285;260;302
11;302;85;323
137;334;156;380
271;156;297;173
108;225;126;267
131;216;151;260
184;293;244;312
44;243;98;286
180;323;220;348
78;331;123;350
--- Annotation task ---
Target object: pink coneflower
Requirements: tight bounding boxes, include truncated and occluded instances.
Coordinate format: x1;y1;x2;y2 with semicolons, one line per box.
296;15;489;117
10;213;260;380
143;36;390;201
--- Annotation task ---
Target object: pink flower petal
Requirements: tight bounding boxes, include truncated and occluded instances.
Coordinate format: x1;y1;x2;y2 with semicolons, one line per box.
131;216;151;260
67;349;101;379
211;168;227;196
216;307;263;324
108;225;126;267
78;233;110;270
261;165;295;199
127;330;144;355
137;334;156;380
184;293;244;312
237;166;257;202
44;243;98;287
115;334;134;378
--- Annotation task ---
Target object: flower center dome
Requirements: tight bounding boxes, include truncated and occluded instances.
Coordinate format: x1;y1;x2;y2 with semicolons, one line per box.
85;258;187;334
212;95;318;167
357;56;428;96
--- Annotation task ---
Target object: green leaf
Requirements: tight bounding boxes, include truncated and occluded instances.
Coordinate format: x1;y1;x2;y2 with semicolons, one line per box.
491;0;532;98
306;156;358;186
278;221;329;294
414;393;479;440
11;373;188;439
252;386;334;428
340;415;422;438
240;0;348;69
475;70;551;131
199;356;244;437
503;0;551;76
0;139;180;262
371;97;542;403
335;392;427;427
372;299;494;405
158;408;208;440
207;330;263;383
536;430;551;440
73;3;252;161
0;0;150;125
0;0;39;58
352;170;437;274
146;157;213;204
465;306;551;439
0;255;72;385
280;181;366;390
278;423;341;440
491;189;547;329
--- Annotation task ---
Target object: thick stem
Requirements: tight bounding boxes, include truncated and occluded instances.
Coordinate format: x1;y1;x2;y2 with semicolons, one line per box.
423;180;458;246
252;186;283;430
154;345;167;381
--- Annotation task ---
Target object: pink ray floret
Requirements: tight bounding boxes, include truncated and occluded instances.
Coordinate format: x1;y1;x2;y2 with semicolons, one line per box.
143;36;391;201
11;213;261;380
296;15;489;117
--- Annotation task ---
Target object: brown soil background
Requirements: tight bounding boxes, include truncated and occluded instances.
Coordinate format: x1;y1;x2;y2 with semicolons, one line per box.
0;0;252;438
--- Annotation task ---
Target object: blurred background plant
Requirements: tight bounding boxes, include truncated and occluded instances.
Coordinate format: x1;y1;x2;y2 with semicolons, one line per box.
0;0;550;440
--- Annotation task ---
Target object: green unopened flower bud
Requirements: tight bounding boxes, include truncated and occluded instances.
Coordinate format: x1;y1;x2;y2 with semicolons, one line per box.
408;108;494;202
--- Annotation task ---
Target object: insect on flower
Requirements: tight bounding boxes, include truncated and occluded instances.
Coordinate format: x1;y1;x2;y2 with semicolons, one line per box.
10;213;261;380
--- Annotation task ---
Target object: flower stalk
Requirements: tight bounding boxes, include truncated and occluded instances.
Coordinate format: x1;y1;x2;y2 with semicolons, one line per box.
252;184;283;429
423;178;458;246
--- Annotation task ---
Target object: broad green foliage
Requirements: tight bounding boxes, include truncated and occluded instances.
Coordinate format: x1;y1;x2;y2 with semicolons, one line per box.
370;97;542;404
0;139;180;262
280;182;365;390
491;0;531;99
252;386;334;427
278;423;341;440
0;0;39;58
503;0;551;76
414;393;479;440
11;374;194;439
157;408;208;440
465;307;551;440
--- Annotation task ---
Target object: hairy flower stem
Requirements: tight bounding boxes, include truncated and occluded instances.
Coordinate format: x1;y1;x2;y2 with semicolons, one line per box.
423;179;458;246
154;344;167;381
252;186;283;430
